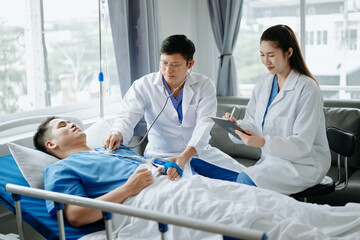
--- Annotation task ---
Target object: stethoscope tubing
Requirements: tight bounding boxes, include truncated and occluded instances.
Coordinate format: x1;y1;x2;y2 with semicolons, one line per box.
118;69;192;150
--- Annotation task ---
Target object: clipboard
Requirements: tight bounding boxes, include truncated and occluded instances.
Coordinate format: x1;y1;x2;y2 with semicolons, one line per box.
210;116;249;140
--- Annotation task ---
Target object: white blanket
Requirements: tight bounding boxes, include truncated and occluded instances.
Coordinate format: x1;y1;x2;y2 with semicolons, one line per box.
81;167;360;240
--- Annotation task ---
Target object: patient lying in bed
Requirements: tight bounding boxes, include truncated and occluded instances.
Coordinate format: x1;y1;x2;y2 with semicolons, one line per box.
35;117;360;240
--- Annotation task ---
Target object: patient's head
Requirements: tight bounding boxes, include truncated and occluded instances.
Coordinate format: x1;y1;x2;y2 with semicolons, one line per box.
34;117;87;159
34;116;58;156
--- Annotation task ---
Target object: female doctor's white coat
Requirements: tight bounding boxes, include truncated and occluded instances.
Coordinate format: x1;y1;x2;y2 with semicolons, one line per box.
230;70;331;195
111;71;245;175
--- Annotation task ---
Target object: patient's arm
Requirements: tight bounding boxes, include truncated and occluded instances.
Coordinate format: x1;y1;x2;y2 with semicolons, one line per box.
64;168;153;227
166;146;196;180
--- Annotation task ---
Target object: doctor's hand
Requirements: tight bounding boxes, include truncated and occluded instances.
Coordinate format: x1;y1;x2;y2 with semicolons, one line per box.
223;112;237;125
235;128;265;148
103;131;123;150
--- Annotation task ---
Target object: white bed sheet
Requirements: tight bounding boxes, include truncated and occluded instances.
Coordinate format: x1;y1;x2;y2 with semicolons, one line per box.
81;166;360;240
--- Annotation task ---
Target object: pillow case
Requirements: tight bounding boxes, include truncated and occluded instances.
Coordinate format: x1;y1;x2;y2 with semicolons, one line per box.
85;118;111;149
8;142;59;189
8;118;111;189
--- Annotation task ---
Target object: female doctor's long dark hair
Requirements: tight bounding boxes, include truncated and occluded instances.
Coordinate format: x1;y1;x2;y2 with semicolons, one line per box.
261;24;317;84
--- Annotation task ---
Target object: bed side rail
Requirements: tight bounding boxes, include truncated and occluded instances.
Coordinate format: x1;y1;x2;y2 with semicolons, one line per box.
6;183;266;240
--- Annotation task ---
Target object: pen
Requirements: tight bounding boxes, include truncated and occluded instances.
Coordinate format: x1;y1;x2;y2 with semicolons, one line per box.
230;107;236;119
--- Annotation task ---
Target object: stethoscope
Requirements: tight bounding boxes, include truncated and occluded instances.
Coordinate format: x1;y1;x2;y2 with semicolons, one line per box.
93;148;170;174
116;66;193;150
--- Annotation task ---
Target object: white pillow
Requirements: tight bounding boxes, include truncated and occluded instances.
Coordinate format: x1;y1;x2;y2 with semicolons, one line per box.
84;118;111;149
8;118;111;189
8;142;59;189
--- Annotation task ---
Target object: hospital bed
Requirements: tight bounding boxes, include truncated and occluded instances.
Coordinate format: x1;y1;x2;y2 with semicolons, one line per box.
0;116;266;240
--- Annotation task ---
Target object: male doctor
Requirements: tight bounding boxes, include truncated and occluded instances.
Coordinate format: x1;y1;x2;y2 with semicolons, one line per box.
104;35;244;180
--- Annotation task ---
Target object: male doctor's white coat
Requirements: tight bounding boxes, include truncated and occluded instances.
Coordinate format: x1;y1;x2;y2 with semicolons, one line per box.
111;71;245;175
230;70;331;195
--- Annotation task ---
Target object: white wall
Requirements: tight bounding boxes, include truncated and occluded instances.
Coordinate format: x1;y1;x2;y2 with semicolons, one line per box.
158;0;219;81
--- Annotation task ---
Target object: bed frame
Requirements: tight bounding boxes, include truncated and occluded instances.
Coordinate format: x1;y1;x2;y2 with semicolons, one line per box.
0;116;267;240
6;184;266;240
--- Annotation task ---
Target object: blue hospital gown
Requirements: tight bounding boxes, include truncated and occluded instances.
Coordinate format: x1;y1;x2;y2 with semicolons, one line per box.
44;149;142;215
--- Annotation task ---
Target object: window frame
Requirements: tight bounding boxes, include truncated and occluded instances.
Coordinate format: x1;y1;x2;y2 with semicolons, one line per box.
0;0;122;123
235;0;360;100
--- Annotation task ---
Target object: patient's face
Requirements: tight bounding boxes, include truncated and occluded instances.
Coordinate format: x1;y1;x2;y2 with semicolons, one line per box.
47;118;86;148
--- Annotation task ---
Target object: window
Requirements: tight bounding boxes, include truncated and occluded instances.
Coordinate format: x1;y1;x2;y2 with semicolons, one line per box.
317;31;322;45
307;31;314;45
234;0;300;97
0;0;26;115
315;30;328;45
0;0;120;122
323;30;328;45
349;29;357;50
234;0;360;100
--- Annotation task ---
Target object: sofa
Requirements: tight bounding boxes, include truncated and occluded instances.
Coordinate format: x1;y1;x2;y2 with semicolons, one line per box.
132;96;360;206
210;97;360;206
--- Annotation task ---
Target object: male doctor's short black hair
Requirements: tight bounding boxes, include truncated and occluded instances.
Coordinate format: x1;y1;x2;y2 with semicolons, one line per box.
160;34;196;62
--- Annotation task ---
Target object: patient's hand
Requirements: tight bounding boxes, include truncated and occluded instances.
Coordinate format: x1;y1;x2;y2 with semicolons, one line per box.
164;155;187;181
103;131;123;150
124;168;153;196
161;146;196;180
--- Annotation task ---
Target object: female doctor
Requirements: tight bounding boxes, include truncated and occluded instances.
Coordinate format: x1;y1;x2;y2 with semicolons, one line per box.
104;34;244;180
224;25;331;195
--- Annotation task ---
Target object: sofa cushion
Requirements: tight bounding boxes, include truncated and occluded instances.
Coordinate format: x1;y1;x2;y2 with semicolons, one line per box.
232;157;258;167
